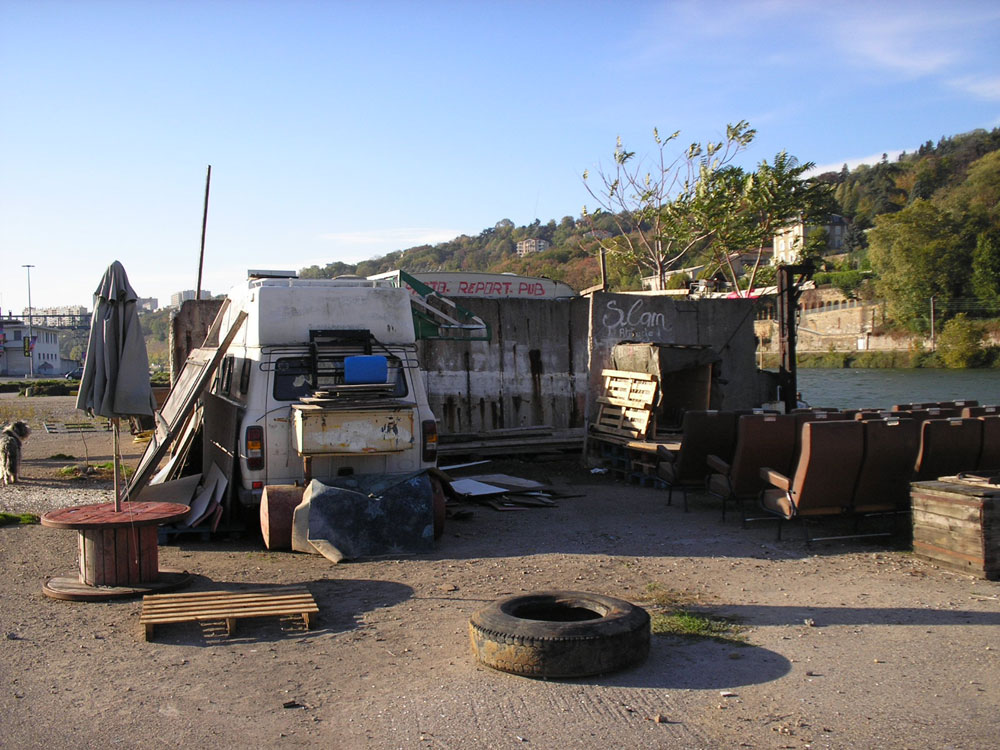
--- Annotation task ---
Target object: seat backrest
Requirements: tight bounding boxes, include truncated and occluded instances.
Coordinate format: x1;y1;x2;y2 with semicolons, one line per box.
853;418;922;512
787;420;865;517
947;399;978;409
728;414;797;496
978;415;1000;470
853;410;894;421
962;405;999;418
674;410;738;481
913;418;984;480
925;406;961;418
792;410;850;457
842;408;884;419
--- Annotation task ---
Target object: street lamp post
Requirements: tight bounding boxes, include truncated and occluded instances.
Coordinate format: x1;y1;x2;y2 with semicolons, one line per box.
23;264;34;378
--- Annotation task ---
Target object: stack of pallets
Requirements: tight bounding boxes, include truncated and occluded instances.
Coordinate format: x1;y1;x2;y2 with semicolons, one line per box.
588;369;670;487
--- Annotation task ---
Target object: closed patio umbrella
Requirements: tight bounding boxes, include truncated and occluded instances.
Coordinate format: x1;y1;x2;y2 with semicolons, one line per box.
77;260;156;510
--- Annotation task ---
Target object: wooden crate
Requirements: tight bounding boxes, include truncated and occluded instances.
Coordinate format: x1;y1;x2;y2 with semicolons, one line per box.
910;480;1000;580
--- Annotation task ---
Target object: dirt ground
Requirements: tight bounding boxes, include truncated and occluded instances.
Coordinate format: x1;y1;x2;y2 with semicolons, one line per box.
2;395;999;749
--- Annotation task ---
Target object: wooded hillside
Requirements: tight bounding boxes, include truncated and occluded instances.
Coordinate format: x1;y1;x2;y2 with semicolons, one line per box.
299;127;1000;325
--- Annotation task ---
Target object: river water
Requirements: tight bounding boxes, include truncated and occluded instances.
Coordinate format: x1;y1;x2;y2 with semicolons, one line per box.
796;368;999;410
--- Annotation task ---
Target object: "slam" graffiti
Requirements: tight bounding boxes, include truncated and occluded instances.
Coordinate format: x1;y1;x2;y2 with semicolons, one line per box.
601;298;668;337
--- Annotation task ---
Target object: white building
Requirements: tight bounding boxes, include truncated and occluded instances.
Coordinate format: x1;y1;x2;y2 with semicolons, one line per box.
516;238;550;257
22;305;88;327
0;318;72;377
773;214;849;265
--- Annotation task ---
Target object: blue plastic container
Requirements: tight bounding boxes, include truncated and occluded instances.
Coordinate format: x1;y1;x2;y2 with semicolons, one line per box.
344;355;388;384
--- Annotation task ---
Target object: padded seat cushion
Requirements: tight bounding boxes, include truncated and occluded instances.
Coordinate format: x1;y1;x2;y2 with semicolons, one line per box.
760;489;794;518
707;473;731;498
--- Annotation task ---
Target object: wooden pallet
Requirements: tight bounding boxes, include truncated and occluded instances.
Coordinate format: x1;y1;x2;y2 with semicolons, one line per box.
43;419;112;434
140;586;318;640
601;369;658;407
591;369;659;438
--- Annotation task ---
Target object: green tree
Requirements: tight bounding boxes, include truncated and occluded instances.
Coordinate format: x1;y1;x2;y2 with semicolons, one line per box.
971;229;1000;314
801;227;830;269
695;151;834;291
842;222;867;254
868;199;970;330
943;149;1000;230
665;272;691;290
936;314;985;368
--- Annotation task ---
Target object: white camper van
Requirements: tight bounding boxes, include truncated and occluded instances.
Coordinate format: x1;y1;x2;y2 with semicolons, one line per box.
206;272;439;507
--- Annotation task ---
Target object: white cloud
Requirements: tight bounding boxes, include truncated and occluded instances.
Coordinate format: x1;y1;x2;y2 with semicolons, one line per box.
949;74;1000;101
833;4;1000;80
806;150;906;176
842;24;956;77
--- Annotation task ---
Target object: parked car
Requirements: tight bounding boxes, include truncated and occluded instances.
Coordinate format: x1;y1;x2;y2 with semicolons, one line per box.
64;367;84;380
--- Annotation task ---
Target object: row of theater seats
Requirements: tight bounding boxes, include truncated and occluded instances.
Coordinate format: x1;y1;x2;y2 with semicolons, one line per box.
656;405;1000;529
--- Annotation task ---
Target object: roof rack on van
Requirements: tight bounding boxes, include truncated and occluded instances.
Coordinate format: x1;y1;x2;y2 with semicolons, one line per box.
248;269;298;279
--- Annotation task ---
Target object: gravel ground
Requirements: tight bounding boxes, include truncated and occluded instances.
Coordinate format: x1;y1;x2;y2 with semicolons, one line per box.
2;394;999;749
0;393;144;516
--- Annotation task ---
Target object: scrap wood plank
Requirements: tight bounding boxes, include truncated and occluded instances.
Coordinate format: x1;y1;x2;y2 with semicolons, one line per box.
140;586;318;640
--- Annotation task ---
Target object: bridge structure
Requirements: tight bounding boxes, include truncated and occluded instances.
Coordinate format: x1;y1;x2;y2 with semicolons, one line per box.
0;313;92;331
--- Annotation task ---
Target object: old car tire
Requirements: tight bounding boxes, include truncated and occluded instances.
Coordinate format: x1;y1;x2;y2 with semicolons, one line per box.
469;590;650;678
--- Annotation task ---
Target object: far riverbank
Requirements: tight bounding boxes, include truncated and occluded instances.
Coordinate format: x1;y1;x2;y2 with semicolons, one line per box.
760;350;1000;369
795;367;999;410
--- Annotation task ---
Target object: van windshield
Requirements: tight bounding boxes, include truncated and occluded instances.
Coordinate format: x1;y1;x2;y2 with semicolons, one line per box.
273;356;408;401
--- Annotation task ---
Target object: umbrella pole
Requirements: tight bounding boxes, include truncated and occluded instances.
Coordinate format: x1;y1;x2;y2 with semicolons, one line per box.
112;418;121;512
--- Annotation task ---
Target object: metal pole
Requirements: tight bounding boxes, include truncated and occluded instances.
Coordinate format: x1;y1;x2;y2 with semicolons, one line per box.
112;418;121;512
196;165;212;301
930;296;936;350
22;264;34;378
775;263;812;413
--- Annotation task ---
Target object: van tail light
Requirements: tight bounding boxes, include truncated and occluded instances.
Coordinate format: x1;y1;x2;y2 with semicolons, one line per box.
422;419;438;463
245;425;264;471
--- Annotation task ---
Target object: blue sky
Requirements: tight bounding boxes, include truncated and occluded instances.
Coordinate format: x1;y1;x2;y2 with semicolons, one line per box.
2;0;998;312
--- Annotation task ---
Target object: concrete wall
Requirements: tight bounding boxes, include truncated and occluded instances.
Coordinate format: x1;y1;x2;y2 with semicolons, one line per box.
169;294;765;437
755;300;896;353
587;292;763;413
416;297;591;434
169;299;225;383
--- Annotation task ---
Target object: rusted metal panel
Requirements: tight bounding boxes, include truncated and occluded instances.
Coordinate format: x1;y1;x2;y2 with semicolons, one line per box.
292;405;415;455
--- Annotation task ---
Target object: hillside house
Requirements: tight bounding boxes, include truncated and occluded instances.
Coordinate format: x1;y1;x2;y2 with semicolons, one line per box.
772;214;849;265
516;238;550;257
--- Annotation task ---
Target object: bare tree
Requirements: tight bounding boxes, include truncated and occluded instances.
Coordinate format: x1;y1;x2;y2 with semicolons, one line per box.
582;122;755;289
